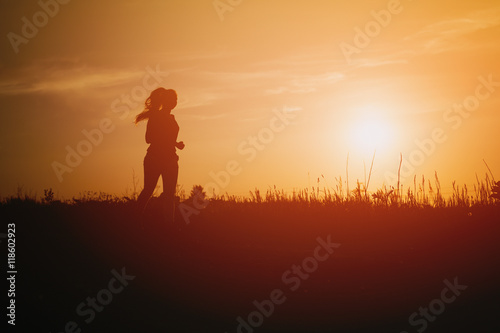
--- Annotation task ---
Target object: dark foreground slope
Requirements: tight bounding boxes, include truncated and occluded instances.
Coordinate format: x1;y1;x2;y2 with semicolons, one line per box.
2;199;500;332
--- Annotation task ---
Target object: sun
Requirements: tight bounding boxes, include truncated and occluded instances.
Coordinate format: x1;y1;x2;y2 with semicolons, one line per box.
353;118;391;149
348;105;395;154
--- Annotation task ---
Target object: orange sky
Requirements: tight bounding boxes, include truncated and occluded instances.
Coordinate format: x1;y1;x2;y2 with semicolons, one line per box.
1;0;499;199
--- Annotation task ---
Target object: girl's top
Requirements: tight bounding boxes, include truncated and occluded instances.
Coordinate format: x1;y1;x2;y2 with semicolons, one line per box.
145;111;179;159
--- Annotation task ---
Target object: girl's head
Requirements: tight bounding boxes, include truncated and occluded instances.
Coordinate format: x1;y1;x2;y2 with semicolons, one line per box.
147;88;177;112
135;88;177;124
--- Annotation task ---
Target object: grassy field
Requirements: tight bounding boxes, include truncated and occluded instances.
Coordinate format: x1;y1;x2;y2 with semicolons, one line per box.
2;177;500;332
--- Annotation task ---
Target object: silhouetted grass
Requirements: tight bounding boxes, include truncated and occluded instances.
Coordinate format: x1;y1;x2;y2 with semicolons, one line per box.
2;171;499;210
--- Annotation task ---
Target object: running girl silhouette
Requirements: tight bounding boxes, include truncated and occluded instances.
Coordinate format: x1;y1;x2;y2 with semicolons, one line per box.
135;88;184;222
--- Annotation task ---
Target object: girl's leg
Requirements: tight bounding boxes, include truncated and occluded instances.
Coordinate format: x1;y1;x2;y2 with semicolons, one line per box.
160;159;179;222
137;153;161;215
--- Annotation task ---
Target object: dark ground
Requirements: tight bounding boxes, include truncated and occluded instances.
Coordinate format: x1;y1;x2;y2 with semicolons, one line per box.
2;199;500;332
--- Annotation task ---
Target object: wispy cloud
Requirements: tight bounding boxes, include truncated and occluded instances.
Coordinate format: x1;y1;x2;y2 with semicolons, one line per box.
177;89;234;110
185;112;229;121
265;72;344;95
356;59;409;68
343;6;500;70
403;6;500;55
199;70;284;83
0;59;147;95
